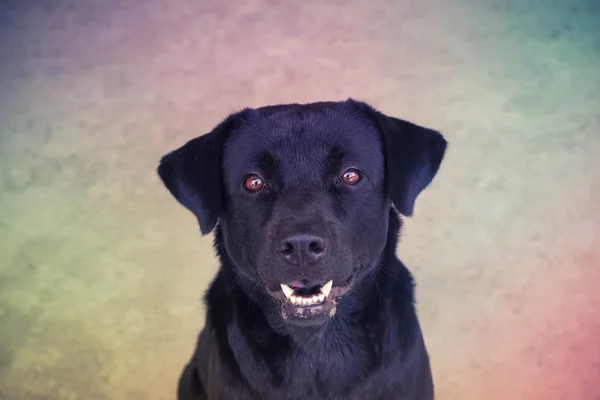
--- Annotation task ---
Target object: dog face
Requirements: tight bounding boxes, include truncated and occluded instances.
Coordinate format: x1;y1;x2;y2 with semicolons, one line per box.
158;99;446;327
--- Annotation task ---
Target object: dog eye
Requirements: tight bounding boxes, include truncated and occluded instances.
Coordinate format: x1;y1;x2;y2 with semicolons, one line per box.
243;174;265;192
340;169;362;185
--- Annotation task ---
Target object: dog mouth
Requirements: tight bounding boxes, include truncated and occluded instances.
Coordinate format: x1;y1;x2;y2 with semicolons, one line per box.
267;276;355;323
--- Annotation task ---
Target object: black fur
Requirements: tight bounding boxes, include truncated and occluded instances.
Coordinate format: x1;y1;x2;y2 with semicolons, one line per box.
157;99;447;400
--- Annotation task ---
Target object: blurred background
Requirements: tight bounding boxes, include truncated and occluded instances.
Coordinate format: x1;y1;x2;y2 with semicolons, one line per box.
0;0;599;399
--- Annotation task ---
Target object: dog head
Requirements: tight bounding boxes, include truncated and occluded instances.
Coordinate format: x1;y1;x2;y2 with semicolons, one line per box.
158;99;446;326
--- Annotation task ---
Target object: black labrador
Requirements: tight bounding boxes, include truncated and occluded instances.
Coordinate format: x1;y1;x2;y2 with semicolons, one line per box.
157;99;447;400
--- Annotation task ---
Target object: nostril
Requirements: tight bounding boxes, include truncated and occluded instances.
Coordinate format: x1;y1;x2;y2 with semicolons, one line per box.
280;241;294;256
308;240;325;255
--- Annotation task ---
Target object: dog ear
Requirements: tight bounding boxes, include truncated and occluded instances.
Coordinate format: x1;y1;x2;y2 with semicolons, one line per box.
157;115;238;235
349;99;447;216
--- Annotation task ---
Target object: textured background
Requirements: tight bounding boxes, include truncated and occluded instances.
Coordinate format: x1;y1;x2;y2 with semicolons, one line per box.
0;0;599;399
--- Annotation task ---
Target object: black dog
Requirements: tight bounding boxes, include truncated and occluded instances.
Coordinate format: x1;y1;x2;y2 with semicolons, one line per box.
157;99;447;400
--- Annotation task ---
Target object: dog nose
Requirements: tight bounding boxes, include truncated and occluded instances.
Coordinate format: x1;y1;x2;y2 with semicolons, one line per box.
279;233;328;264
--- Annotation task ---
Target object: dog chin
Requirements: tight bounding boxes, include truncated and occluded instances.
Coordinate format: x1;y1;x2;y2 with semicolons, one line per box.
266;277;355;327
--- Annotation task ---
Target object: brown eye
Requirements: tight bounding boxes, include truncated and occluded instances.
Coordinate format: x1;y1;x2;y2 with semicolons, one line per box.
243;174;265;192
340;169;362;185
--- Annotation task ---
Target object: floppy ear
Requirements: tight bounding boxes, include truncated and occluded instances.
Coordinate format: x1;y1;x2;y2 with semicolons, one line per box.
350;99;447;216
157;115;237;235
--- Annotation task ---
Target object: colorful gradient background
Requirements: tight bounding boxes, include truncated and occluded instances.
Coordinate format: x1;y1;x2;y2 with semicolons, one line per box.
0;0;599;399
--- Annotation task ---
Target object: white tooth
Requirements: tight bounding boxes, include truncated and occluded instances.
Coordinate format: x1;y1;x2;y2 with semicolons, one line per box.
312;295;319;303
321;280;333;297
290;296;297;304
303;298;309;305
318;294;325;302
280;284;294;299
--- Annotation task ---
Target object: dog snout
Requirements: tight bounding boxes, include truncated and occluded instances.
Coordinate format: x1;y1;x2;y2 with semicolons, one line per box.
279;233;329;265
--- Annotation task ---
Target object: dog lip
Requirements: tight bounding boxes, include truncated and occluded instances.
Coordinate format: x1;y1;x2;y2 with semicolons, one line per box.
265;286;287;301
